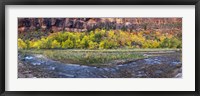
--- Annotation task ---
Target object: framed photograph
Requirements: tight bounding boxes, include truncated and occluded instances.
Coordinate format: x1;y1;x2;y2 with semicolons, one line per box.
1;0;199;95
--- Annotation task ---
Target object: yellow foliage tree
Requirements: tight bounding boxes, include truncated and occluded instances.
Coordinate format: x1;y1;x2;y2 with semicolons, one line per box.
18;39;27;49
51;40;61;48
89;41;98;49
99;40;105;49
32;40;42;49
62;39;74;49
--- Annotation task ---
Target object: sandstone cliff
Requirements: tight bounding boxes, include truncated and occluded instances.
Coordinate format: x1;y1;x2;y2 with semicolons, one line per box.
18;18;182;33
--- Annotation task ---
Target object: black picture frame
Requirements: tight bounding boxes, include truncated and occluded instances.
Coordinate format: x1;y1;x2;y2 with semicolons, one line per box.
0;0;199;96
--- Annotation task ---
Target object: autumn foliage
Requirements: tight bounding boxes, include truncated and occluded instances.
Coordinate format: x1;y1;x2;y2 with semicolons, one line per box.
18;29;182;49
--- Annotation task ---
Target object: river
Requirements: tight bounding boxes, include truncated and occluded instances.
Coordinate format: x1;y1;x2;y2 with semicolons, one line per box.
18;51;182;78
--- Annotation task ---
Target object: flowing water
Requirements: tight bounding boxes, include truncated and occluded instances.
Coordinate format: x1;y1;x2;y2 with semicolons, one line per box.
18;51;182;78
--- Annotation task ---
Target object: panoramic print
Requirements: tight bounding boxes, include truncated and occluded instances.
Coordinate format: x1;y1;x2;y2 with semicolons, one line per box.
18;18;182;78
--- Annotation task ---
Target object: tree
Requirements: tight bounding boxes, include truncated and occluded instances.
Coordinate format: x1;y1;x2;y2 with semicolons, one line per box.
99;40;105;49
75;39;82;48
160;38;171;48
62;39;74;49
170;37;181;48
18;29;182;49
51;40;61;48
18;39;27;49
80;36;89;48
40;37;52;49
89;41;98;49
32;40;42;49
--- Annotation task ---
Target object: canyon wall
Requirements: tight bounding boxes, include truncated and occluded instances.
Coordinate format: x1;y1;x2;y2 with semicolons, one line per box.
18;18;182;33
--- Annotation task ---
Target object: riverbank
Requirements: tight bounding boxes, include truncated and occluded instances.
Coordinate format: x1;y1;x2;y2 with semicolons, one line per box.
18;49;182;78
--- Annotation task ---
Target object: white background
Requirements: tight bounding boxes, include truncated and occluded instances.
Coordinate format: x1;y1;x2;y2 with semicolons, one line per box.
5;5;195;91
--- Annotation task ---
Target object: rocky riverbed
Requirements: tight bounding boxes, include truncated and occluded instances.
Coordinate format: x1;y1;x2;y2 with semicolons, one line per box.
18;51;182;78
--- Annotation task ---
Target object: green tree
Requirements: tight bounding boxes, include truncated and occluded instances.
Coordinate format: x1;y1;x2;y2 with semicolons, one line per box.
160;38;171;48
170;37;181;48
